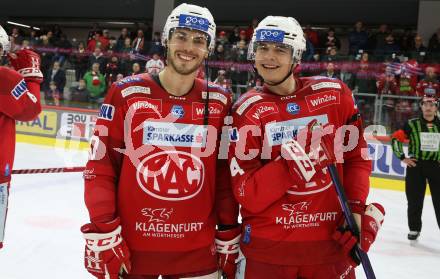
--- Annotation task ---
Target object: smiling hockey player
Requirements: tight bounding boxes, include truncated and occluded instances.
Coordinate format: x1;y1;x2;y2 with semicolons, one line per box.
228;16;385;279
81;3;239;279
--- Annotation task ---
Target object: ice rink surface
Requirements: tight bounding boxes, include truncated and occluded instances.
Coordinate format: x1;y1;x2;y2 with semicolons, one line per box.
0;143;439;279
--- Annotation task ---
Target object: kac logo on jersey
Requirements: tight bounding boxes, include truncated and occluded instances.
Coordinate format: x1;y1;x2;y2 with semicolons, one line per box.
178;14;210;32
256;29;285;43
11;80;29;100
136;151;205;201
98;104;115;121
171;105;185;118
286;103;300;114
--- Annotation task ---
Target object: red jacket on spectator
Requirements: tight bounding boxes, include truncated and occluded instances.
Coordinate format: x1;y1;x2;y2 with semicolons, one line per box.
87;37;109;51
376;73;398;94
416;79;440;97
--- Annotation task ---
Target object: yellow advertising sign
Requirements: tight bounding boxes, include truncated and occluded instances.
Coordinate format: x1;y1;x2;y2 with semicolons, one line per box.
16;110;58;136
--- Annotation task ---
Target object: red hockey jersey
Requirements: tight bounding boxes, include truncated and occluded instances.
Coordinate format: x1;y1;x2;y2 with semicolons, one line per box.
84;74;238;275
0;66;41;183
228;77;371;266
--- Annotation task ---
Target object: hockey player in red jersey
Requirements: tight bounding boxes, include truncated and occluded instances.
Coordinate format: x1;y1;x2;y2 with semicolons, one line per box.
0;25;43;249
228;16;385;278
81;3;239;279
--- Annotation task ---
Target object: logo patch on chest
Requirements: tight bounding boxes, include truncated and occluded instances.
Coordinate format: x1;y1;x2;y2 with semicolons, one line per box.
305;90;340;112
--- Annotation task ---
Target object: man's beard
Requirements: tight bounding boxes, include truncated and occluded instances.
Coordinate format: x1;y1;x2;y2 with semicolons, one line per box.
167;49;203;76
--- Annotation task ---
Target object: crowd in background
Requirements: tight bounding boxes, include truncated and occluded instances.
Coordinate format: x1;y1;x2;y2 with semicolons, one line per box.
1;20;440;131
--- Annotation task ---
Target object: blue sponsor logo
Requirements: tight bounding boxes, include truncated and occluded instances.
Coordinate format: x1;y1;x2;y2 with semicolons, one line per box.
255;29;285;43
286;103;300;114
171;105;185;118
178;14;210;32
116;76;142;87
98;104;115;121
11;80;29;99
229;127;239;142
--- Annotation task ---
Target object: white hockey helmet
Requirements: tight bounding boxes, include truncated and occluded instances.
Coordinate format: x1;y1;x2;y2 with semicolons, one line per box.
248;16;306;64
162;3;216;54
0;25;11;55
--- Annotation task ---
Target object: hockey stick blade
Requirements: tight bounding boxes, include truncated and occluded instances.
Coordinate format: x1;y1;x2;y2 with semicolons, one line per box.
328;164;376;279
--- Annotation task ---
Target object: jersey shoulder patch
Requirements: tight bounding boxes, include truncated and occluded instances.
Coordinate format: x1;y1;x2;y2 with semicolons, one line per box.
233;91;264;115
115;74;153;98
300;76;343;92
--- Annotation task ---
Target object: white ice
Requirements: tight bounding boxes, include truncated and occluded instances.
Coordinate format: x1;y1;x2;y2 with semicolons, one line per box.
0;143;439;279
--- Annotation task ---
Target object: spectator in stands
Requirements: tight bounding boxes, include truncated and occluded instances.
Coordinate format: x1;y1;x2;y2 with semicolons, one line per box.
83;62;106;104
149;32;164;56
45;81;61;106
320;62;339;79
21;40;30;49
416;66;439;97
101;29;111;49
229;26;241;44
304;25;319;48
87;23;101;43
132;29;146;54
38;35;54;74
130;62;142;76
217;31;229;45
407;35;428;63
397;73;416;96
53;34;72;66
87;32;108;51
43;61;66;98
105;56;122;85
231;40;249;94
370;24;388;52
211;43;230;80
46;30;56;45
399;28;415;53
245;18;258;41
116;27;129;52
339;60;355;89
28;30;40;46
72;42;89;81
320;27;340;53
146;53;164;75
321;46;343;62
382;33;401;61
10;27;23;45
88;47;107;73
69;79;90;104
239;30;248;43
348;21;369;55
354;52;377;93
213;69;232;92
302;36;315;62
376;66;398;95
428;27;440;61
52;24;63;40
115;73;124;84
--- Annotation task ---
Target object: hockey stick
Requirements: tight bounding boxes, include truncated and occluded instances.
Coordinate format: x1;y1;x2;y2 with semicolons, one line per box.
12;166;85;174
327;164;376;279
